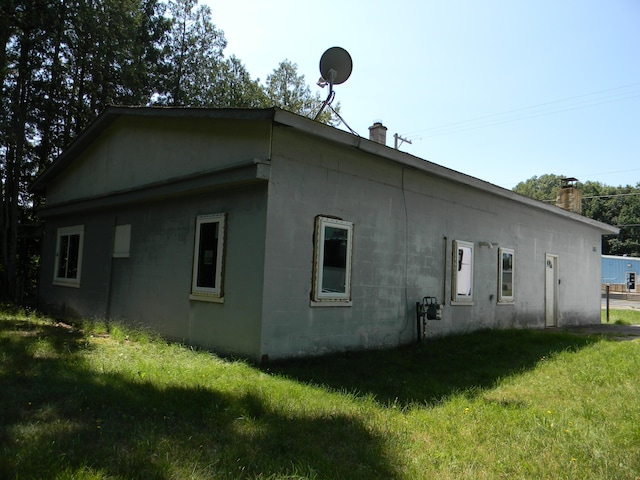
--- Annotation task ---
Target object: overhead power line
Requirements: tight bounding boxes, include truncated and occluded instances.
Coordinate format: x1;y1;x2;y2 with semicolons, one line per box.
581;192;640;200
402;82;640;140
577;168;640;181
541;191;640;203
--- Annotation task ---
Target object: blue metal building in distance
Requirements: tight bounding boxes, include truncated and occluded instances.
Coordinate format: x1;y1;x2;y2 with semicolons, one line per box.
602;255;638;292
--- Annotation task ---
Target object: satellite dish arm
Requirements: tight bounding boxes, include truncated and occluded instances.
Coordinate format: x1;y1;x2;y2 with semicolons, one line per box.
314;82;335;120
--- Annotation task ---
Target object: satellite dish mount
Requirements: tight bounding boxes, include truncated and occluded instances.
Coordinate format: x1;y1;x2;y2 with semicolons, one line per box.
314;47;352;121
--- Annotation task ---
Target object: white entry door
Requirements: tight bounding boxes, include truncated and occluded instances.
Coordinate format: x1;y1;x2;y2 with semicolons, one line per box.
545;254;558;327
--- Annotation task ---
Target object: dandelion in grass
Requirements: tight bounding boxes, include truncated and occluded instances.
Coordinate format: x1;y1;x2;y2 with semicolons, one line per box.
464;408;470;414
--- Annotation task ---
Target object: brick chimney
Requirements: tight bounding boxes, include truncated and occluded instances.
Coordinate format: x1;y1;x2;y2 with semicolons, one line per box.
368;121;387;145
556;177;582;214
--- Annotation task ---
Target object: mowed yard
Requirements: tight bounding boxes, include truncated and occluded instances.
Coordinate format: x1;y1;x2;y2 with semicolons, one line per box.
1;307;639;479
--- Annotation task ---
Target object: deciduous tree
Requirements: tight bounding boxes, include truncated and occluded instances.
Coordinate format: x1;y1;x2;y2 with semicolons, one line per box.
513;175;640;256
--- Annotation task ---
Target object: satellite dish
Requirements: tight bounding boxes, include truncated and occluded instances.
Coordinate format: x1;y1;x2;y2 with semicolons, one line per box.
314;47;355;132
319;47;352;85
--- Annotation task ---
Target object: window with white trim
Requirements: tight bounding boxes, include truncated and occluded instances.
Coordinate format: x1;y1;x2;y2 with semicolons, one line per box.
498;247;514;303
312;216;353;305
53;225;84;287
452;240;474;303
191;214;226;300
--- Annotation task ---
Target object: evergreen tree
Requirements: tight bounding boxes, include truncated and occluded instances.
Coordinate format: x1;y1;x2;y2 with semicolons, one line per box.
1;0;170;300
157;0;226;106
213;55;268;108
264;60;339;125
0;0;350;300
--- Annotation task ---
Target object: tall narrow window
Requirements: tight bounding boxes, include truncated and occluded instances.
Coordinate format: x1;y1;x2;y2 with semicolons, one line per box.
53;225;84;287
312;216;353;305
498;248;514;303
452;240;474;303
191;214;226;299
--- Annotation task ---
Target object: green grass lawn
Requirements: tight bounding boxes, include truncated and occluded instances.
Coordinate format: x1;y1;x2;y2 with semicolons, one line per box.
1;307;639;479
602;306;640;325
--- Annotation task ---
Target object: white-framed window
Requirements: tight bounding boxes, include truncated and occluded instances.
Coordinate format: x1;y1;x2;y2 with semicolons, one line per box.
113;224;131;258
498;247;514;303
452;240;474;303
311;216;353;306
190;213;226;301
53;225;84;287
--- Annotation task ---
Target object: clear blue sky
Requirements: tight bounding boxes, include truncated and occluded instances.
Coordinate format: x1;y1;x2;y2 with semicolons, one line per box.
202;0;639;189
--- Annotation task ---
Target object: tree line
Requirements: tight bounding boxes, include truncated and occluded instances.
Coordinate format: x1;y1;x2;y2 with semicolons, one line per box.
513;174;640;257
1;0;335;301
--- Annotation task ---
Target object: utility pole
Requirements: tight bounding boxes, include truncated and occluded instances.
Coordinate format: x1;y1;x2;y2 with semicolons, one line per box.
394;133;412;150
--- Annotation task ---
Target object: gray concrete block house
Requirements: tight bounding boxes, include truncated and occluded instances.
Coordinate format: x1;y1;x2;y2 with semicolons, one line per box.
31;107;618;360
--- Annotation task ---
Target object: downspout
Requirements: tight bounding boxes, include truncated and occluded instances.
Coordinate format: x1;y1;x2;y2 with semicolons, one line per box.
268;110;274;161
259;114;275;362
398;167;411;340
443;235;448;304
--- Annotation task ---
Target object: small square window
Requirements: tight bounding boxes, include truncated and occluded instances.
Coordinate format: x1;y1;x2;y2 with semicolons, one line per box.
311;216;353;305
191;214;226;300
498;248;514;303
53;225;84;287
452;240;474;303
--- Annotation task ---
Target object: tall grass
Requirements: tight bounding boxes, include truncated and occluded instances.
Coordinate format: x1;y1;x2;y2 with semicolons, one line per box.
1;309;639;479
